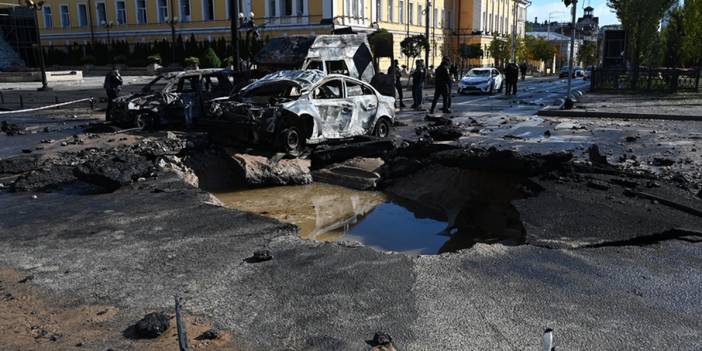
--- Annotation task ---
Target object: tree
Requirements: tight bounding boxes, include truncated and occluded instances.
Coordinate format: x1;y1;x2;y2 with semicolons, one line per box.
459;43;483;69
682;0;702;66
200;46;221;68
525;36;556;63
662;7;684;68
488;36;510;68
577;41;598;67
607;0;677;88
401;35;429;64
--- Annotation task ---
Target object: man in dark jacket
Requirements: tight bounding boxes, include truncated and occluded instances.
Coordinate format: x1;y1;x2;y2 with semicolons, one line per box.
504;63;519;96
519;62;527;81
388;59;406;108
411;59;426;109
430;57;452;114
103;65;123;121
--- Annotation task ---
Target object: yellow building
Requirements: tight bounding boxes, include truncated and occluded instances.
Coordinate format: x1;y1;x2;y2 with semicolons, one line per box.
37;0;527;68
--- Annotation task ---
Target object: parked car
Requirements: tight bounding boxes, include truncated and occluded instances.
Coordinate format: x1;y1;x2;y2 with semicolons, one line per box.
457;68;504;94
203;70;395;155
109;68;234;128
559;66;583;79
583;66;593;80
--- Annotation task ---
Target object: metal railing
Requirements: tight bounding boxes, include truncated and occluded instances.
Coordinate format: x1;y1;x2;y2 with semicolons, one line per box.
591;67;701;92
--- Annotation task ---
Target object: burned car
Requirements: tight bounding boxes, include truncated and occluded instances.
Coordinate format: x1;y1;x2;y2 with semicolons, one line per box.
203;70;395;154
109;68;234;128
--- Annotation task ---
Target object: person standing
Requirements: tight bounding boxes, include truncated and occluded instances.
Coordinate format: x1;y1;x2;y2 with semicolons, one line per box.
509;63;519;95
519;62;527;81
388;59;406;108
449;63;458;95
411;60;426;109
103;65;123;121
430;57;452;114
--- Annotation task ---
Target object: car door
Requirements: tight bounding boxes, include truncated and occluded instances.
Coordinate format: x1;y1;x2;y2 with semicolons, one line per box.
344;79;378;135
311;78;352;139
492;69;503;89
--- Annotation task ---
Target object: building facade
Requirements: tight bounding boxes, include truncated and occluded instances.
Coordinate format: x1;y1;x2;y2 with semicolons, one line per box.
36;0;527;68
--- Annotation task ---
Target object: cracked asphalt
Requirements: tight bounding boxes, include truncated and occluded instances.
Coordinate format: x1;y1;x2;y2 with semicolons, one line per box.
1;77;702;350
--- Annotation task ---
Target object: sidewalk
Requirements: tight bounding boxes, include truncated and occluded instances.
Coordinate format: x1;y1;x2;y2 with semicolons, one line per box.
538;92;702;121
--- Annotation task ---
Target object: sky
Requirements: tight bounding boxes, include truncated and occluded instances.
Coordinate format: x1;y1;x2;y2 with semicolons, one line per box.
528;0;620;26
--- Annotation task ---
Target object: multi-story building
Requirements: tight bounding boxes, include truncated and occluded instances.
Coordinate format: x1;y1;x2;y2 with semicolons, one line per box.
35;0;527;68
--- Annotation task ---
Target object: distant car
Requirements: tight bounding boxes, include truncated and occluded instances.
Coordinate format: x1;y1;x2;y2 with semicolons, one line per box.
109;69;234;128
203;70;395;155
457;68;503;94
583;66;593;80
559;66;583;79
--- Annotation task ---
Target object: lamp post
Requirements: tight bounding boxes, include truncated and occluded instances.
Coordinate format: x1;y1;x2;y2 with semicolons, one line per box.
564;0;577;108
87;0;95;47
165;16;178;64
424;0;430;79
25;0;50;91
101;20;114;56
230;0;241;72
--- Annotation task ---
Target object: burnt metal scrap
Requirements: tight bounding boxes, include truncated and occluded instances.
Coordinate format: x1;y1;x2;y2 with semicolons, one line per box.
203;70;395;155
110;68;235;129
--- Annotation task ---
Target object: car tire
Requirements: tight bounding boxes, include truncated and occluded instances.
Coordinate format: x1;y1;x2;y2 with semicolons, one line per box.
373;117;392;138
277;126;304;157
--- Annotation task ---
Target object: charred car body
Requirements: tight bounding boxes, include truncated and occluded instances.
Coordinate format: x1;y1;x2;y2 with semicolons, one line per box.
109;68;234;128
203;70;395;154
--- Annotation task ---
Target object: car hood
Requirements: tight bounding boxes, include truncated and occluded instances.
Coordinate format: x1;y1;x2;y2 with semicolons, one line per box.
115;92;179;108
461;76;492;84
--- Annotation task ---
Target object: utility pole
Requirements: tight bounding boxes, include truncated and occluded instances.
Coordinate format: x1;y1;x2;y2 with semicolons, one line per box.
565;0;577;107
87;0;95;47
167;0;177;65
230;0;240;71
511;0;517;63
424;0;430;78
26;0;50;91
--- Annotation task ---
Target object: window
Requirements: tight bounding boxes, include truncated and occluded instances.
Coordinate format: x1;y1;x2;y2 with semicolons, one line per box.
180;0;191;21
116;0;127;24
203;0;214;20
268;0;276;17
346;81;374;97
388;0;393;22
284;0;292;16
43;6;53;28
297;0;304;16
177;76;201;93
60;5;70;28
409;2;413;24
377;0;382;21
314;80;343;99
158;0;168;22
399;0;404;23
78;4;88;26
136;0;147;23
418;4;422;25
96;2;106;24
433;8;437;28
325;60;349;75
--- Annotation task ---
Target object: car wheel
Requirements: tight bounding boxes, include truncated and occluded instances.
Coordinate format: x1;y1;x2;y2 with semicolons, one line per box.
373;117;392;138
277;126;304;156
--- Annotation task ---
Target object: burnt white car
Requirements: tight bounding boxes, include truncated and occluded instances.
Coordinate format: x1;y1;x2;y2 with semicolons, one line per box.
457;68;504;94
204;70;395;155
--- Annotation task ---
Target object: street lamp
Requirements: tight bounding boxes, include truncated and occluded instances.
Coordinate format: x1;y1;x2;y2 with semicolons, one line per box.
564;0;577;109
101;20;114;56
230;0;241;72
25;0;51;91
164;16;178;65
424;0;430;79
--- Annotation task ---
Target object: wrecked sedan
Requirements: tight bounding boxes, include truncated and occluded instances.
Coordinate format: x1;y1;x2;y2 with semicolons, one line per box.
109;68;234;128
204;70;395;154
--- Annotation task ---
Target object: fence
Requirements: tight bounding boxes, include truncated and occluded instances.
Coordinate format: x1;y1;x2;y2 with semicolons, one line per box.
591;67;700;93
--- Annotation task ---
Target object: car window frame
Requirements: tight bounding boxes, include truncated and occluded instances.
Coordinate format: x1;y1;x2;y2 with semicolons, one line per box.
313;78;344;100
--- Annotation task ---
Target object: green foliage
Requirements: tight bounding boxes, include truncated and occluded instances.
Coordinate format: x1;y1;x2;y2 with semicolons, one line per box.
682;0;702;66
400;35;429;60
577;41;598;67
524;35;556;63
222;56;234;67
663;7;684;67
199;46;221;68
459;43;483;59
184;56;200;68
488;36;510;67
147;54;162;64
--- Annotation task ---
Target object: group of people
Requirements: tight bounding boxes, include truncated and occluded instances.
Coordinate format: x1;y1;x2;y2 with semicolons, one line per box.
389;58;530;114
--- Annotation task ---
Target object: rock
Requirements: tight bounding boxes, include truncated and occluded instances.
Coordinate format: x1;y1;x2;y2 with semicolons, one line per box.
195;329;220;340
313;157;384;190
625;135;639;142
587;144;608;165
245;249;272;263
0;155;37;174
74;152;154;191
544;130;551;137
311;138;397;168
12;166;77;192
416;124;463;141
18;275;34;283
231;153;312;186
21;149;32;154
132;312;170;339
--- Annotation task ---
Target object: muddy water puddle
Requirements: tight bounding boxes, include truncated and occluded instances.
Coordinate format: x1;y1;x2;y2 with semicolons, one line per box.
215;166;530;255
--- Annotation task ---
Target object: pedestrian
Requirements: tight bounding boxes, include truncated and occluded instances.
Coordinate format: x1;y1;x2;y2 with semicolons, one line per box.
411;59;426;109
449;63;458;94
519;62;527;81
509;63;519;95
388;59;406;108
430;56;452;114
103;64;123;121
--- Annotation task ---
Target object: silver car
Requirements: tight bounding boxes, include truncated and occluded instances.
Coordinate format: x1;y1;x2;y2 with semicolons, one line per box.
204;70;395;155
457;68;504;94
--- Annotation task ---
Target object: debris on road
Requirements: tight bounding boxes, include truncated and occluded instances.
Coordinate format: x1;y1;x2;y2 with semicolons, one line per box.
130;312;171;339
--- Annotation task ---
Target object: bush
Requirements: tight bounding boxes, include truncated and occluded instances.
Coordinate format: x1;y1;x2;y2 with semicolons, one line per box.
199;47;221;68
222;56;234;67
147;54;162;64
80;55;96;65
184;56;200;68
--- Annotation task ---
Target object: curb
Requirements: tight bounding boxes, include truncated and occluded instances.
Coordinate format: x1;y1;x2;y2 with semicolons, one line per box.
537;108;702;121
